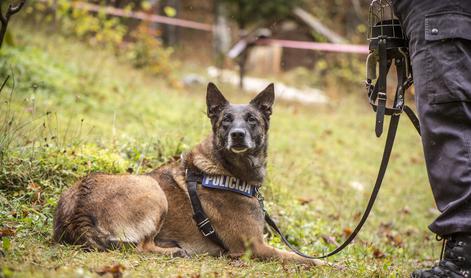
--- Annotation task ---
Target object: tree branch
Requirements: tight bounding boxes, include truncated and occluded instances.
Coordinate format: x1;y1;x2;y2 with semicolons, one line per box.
293;7;348;44
6;0;25;18
0;0;26;48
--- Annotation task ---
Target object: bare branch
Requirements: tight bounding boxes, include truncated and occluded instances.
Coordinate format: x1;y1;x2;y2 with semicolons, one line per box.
0;8;7;25
0;0;26;48
293;7;348;44
6;0;25;18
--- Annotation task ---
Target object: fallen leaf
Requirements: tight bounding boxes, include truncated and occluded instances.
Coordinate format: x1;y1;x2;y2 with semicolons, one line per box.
373;248;385;259
321;235;340;247
96;264;125;278
297;197;314;205
410;156;421;164
386;233;403;247
343;227;353;237
0;228;16;237
323;129;333;136
379;222;393;230
405;228;418;236
328;214;340;220
378;222;394;235
27;182;41;191
400;206;411;215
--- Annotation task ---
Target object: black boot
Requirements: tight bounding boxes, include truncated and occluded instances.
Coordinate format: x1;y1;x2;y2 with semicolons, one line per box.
412;234;471;278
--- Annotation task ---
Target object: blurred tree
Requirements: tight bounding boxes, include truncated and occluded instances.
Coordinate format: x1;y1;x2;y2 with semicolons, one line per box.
159;0;180;46
213;0;231;68
0;0;25;48
218;0;302;88
219;0;301;30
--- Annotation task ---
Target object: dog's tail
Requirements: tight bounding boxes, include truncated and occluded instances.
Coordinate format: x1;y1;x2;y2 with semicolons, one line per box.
53;174;110;251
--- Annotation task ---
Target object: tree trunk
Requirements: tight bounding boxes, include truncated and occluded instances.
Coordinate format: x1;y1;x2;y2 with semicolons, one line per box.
160;0;180;46
237;16;247;89
213;0;231;68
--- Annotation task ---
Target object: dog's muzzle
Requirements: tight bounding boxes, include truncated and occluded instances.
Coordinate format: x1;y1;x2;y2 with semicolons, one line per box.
228;128;253;153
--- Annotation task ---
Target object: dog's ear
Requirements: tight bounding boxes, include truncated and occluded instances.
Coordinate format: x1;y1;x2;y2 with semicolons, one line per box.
250;83;275;119
206;82;228;120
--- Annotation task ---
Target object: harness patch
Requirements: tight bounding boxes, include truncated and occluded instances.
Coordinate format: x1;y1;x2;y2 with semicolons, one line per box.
201;175;256;197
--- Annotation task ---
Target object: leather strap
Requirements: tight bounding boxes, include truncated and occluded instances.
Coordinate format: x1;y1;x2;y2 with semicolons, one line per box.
186;168;228;252
375;38;388;137
404;105;421;135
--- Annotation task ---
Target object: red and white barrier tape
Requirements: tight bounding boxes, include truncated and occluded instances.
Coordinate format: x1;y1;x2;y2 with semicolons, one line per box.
257;39;369;54
38;1;370;54
71;1;213;31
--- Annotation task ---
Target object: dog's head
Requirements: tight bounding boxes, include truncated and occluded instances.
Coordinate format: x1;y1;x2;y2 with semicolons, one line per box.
206;82;275;156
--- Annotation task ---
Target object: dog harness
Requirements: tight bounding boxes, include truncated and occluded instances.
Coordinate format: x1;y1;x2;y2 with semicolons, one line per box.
185;167;263;251
185;167;229;252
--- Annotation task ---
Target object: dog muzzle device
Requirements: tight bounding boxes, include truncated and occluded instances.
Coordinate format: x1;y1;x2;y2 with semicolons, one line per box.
366;0;415;137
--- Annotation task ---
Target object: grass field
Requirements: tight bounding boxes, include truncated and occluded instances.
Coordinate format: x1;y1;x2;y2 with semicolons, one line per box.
0;24;441;277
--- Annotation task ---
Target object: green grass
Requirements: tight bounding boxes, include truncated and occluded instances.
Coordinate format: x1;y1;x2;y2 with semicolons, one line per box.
0;23;440;277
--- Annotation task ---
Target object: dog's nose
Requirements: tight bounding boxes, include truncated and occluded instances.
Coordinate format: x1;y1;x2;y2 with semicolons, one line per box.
230;129;246;140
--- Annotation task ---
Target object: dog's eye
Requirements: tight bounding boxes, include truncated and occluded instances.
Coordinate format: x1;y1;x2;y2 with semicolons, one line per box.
246;115;257;124
222;114;233;123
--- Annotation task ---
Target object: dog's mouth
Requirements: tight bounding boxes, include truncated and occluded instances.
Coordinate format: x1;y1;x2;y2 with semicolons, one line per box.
230;146;249;154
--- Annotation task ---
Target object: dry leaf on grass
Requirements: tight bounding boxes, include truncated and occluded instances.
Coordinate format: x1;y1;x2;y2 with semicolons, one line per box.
386;233;403;247
27;182;41;191
321;235;340;247
0;228;16;237
96;264;126;278
400;206;411;215
343;227;353;237
297;197;314;205
373;248;386;259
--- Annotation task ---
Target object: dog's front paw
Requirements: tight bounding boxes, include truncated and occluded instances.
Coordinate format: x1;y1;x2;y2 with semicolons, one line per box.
171;248;190;258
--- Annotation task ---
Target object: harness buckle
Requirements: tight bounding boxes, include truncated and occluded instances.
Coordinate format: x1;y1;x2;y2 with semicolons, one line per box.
377;91;387;101
197;218;215;237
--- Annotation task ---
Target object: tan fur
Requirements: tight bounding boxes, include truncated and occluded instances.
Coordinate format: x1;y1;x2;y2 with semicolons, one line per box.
53;136;325;266
54;82;326;265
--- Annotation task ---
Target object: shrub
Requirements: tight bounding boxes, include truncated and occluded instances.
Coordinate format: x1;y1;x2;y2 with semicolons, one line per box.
23;0;178;85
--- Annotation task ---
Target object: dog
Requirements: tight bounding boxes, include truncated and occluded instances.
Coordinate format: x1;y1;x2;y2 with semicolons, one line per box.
53;83;324;266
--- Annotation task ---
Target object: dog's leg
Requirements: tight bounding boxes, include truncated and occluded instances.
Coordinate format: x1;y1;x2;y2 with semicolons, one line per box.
250;242;326;266
137;236;188;257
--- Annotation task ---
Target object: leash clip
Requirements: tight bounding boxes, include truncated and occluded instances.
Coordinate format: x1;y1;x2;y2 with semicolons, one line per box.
255;187;267;214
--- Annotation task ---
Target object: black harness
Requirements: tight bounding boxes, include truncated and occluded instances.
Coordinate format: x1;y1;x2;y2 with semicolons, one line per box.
186;167;229;252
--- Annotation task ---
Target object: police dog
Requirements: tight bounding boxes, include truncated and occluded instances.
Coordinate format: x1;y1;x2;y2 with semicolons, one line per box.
53;83;324;266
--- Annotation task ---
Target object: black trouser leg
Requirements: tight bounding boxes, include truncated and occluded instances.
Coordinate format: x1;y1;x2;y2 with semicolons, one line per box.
393;0;471;236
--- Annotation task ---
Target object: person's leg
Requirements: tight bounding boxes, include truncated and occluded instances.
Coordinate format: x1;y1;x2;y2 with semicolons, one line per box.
392;0;471;276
